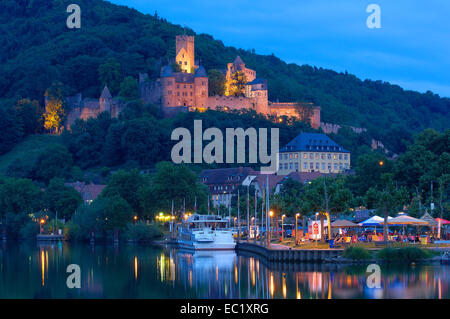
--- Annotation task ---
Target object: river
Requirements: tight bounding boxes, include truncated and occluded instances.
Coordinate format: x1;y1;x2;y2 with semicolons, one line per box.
0;242;448;299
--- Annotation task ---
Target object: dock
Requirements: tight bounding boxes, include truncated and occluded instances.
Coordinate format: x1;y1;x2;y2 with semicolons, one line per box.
236;242;344;263
36;234;64;241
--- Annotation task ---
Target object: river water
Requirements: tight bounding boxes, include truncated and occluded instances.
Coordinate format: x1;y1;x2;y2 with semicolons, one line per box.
0;242;448;299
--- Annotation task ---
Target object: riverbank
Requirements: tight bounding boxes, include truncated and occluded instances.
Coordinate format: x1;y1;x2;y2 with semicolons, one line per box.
235;242;449;264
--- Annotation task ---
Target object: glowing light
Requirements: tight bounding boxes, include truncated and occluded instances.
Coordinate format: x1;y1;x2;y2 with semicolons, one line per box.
379;160;384;166
134;256;138;281
270;273;274;298
269;211;274;217
41;250;45;287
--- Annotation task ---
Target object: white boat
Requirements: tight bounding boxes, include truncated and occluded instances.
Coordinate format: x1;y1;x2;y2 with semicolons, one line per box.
177;214;236;250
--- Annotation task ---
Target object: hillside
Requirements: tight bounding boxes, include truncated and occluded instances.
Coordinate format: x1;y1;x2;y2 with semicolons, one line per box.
0;134;61;175
0;0;449;154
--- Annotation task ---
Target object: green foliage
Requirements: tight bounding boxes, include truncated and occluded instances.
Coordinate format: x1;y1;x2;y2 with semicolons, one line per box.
343;246;371;260
102;195;133;231
101;169;149;214
271;178;304;217
43;177;82;220
125;222;163;242
98;58;122;95
228;71;247;96
119;76;139;100
377;247;433;262
0;107;23;155
32;144;73;183
207;69;225;96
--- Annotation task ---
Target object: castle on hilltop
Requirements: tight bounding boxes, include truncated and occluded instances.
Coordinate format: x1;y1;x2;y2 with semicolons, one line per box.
140;35;321;128
63;35;320;129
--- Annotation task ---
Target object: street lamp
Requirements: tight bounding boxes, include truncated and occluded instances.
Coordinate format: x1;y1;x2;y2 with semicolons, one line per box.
269;211;274;241
39;218;45;234
379;160;384;167
295;213;300;245
281;215;286;242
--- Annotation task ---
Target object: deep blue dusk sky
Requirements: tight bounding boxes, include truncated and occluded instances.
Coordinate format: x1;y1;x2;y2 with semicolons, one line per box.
109;0;450;97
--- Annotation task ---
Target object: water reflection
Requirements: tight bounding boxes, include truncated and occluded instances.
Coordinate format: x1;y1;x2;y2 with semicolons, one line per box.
0;242;448;299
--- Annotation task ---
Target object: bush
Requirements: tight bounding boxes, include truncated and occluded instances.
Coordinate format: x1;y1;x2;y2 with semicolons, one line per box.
343;246;371;260
377;247;433;262
125;222;163;242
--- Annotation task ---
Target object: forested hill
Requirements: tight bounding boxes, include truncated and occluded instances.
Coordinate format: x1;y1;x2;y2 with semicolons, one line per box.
1;0;449;153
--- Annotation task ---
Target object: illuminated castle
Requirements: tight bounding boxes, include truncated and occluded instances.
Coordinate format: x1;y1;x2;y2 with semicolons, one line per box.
140;35;321;128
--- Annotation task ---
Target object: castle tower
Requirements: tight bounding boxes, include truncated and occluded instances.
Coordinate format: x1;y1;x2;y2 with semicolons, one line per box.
176;35;196;73
194;66;208;110
160;65;176;112
99;85;112;113
247;79;269;115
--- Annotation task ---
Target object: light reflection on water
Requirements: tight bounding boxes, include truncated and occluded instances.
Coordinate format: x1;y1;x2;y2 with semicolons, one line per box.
0;242;448;299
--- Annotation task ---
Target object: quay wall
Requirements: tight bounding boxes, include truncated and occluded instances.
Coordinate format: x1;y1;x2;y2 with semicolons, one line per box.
236;242;344;263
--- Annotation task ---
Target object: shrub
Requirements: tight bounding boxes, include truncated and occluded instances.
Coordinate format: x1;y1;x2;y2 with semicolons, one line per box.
377;247;433;262
343;246;371;260
125;222;163;242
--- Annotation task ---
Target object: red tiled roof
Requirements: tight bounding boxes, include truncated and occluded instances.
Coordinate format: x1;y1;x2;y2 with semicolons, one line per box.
65;182;106;202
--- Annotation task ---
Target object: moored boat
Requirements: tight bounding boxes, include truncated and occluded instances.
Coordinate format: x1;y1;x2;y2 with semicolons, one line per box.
177;214;236;250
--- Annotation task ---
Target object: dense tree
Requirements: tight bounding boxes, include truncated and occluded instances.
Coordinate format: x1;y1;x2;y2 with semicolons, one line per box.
43;177;82;220
118;76;139;100
228;71;247;96
43;82;66;133
98;58;122;95
207;69;225;96
32;144;73;183
0;107;23;155
101;169;149;214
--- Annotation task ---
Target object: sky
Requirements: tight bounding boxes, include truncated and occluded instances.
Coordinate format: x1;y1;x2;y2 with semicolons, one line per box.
109;0;450;97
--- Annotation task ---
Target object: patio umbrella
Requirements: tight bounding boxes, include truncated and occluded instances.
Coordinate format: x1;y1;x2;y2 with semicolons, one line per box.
359;215;392;226
331;219;359;228
435;218;450;225
387;215;428;225
420;212;438;227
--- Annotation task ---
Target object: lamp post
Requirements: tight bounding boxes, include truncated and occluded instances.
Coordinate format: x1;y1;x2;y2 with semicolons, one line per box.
39;218;45;234
281;215;286;242
295;213;300;245
269;211;274;244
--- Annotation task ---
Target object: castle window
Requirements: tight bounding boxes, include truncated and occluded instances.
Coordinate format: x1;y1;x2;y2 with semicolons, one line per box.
168;90;172;95
190;92;192;96
184;62;187;65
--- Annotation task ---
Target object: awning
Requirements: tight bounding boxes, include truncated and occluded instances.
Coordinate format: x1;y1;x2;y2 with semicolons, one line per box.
436;218;450;225
331;219;359;228
387;215;428;225
420;212;438;226
359;215;392;226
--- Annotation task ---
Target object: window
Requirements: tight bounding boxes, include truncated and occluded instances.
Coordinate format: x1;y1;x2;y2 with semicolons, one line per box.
284;163;288;170
315;153;319;159
339;154;342;160
279;163;283;170
321;163;325;170
344;163;349;169
295;163;299;170
167;81;172;86
316;163;319;170
328;163;331;171
294;153;298;159
344;154;348;160
285;154;288;160
334;163;338;170
310;153;313;159
289;153;293;159
339;163;343;170
321;154;325;160
304;162;308;169
328;154;331;160
168;90;172;95
310;163;313;169
184;61;187;65
333;154;337;160
289;163;293;169
303;153;307;159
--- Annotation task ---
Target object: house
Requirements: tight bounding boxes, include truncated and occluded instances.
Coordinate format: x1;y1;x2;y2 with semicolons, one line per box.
277;133;351;175
199;167;258;207
66;182;106;204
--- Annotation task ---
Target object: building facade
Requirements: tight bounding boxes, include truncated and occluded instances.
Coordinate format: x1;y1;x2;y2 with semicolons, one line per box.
277;133;351;175
140;35;321;128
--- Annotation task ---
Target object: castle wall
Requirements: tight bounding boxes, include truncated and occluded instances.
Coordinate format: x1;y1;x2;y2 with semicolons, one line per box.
176;35;195;73
206;96;255;111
